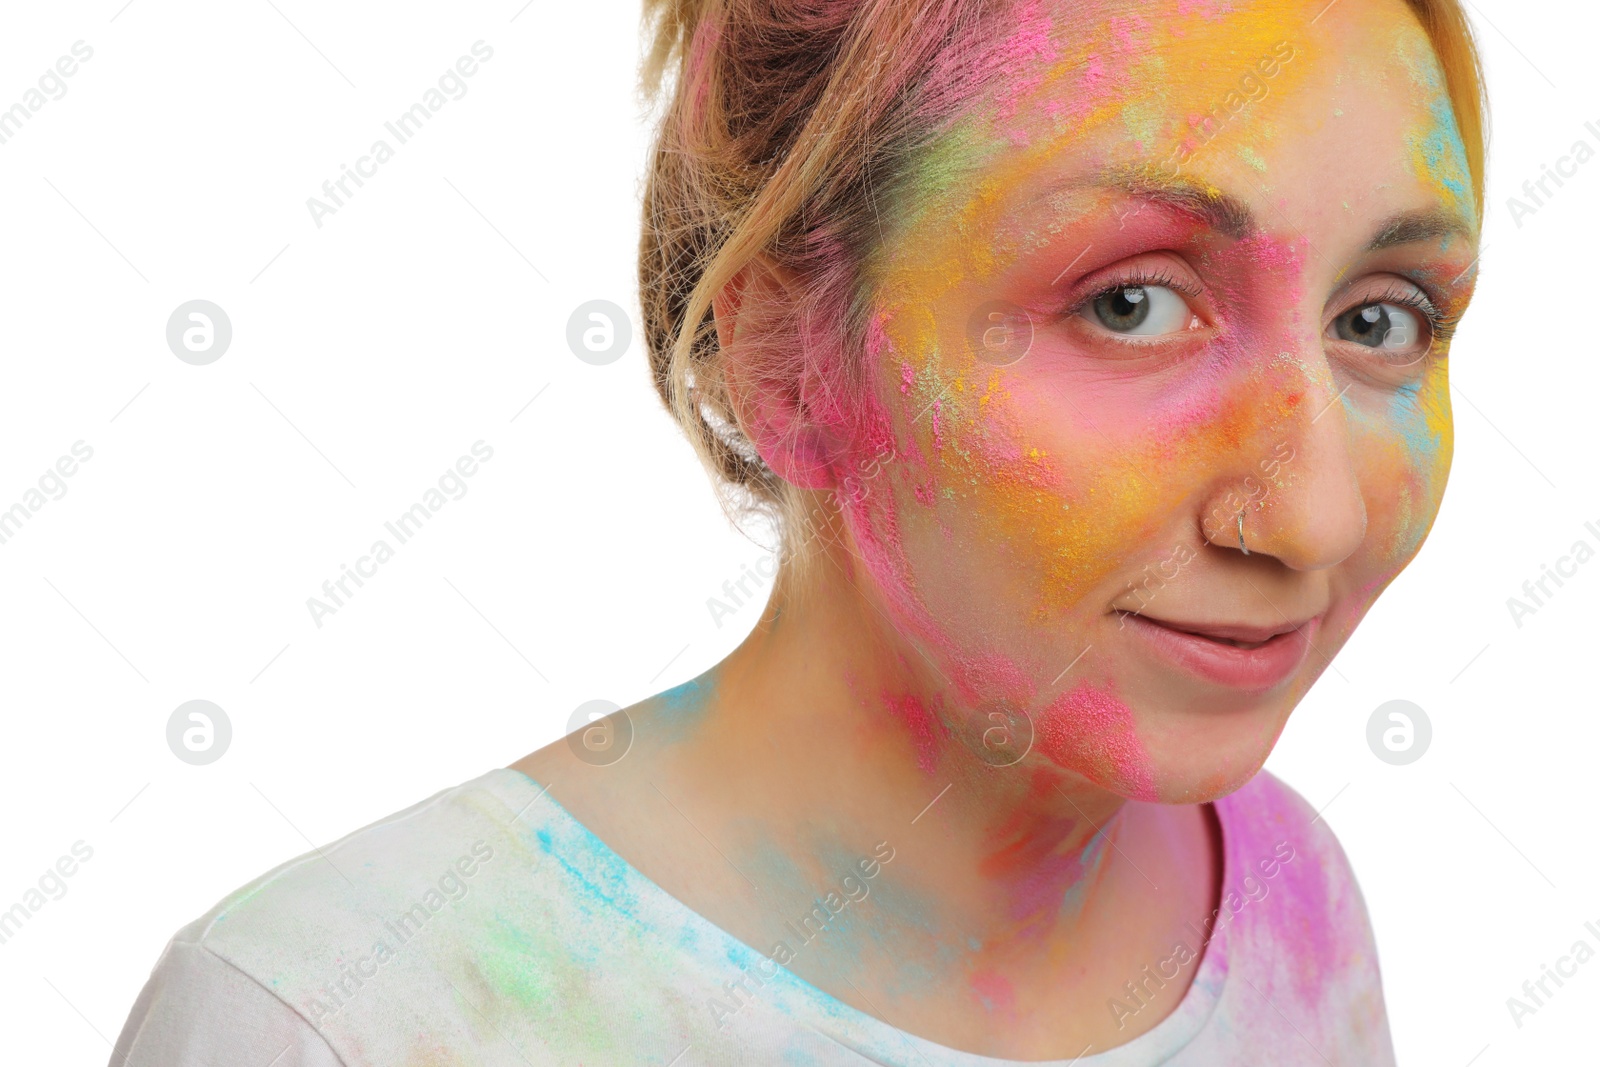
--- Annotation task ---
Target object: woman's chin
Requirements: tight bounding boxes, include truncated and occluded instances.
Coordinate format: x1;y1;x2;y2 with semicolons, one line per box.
1134;704;1292;804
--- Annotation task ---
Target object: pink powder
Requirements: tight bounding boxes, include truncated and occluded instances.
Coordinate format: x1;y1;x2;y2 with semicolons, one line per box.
976;432;1024;467
1079;53;1108;94
990;0;1057;123
979;808;1095;932
684;18;722;123
882;693;944;775
1036;682;1157;800
1223;774;1341;1012
1051;53;1109;125
1107;15;1137;54
831;357;1036;702
1175;0;1237;17
969;968;1018;1016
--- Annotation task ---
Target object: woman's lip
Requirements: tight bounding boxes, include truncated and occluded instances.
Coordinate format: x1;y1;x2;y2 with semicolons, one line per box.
1118;611;1319;691
1137;616;1305;645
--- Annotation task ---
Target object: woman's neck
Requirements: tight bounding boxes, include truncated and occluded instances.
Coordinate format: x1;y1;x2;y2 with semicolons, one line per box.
657;546;1143;972
519;536;1221;1053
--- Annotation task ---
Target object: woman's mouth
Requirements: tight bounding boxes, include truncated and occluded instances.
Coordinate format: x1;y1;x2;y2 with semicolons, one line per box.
1117;611;1320;691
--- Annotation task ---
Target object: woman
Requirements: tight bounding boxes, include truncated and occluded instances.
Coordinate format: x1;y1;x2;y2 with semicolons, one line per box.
112;0;1484;1062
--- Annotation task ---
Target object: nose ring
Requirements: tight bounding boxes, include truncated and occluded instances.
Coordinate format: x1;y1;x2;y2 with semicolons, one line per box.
1238;512;1250;555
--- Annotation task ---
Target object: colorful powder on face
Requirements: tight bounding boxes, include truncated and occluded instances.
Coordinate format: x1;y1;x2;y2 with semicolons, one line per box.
988;0;1058;127
1035;682;1156;799
919;316;1313;623
827;1;1471;809
1377;372;1451;565
855;2;1331;623
1412;98;1473;213
1392;23;1475;218
1388;377;1438;457
1237;144;1268;171
1175;0;1238;17
1046;52;1112;125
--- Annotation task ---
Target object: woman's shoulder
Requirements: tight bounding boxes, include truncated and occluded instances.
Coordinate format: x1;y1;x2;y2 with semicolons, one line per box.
1201;768;1395;1063
112;761;793;1065
1213;768;1375;936
1216;768;1362;901
181;767;536;953
110;767;564;1066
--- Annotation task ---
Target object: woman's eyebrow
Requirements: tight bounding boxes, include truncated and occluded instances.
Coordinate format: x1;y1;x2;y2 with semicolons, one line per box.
1095;173;1256;240
1363;208;1477;252
1030;169;1256;239
1031;172;1474;253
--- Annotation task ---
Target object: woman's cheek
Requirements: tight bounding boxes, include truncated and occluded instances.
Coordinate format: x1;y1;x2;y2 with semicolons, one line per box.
1035;680;1159;800
1358;365;1454;569
927;384;1173;618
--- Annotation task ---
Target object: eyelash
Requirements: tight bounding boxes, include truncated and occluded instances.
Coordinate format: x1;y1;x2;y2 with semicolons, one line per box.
1348;282;1459;347
1065;268;1205;318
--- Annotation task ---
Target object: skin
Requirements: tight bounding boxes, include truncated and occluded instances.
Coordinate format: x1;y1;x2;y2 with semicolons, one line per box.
515;0;1478;1056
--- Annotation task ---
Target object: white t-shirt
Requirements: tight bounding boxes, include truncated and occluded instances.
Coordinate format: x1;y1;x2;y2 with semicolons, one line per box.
110;767;1395;1065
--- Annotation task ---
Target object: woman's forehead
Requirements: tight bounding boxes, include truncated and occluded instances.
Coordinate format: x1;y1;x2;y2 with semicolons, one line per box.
880;0;1470;275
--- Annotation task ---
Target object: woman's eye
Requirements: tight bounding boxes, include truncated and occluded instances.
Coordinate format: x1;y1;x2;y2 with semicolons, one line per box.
1081;284;1193;336
1331;302;1429;358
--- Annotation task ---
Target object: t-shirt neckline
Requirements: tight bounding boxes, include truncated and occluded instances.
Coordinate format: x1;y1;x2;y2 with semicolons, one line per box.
491;765;1233;1064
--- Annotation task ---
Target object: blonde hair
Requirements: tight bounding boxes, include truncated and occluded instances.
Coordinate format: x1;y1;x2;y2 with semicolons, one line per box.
638;0;1487;554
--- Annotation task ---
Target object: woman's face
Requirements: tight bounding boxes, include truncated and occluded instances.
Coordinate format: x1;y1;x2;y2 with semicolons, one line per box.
837;0;1478;801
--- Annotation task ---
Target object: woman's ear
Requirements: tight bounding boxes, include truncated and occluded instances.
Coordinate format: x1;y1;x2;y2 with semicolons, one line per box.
712;251;801;350
714;254;846;491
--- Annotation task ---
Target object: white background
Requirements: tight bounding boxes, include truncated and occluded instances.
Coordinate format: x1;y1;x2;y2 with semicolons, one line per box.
0;1;1593;1063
